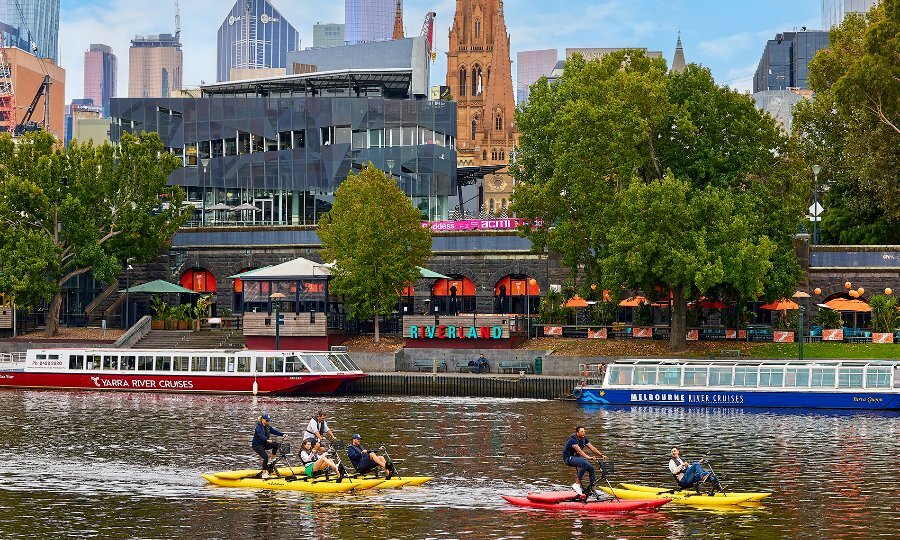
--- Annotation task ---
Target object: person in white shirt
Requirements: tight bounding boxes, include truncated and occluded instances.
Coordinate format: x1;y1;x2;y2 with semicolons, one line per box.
668;447;720;490
298;438;343;480
302;410;338;451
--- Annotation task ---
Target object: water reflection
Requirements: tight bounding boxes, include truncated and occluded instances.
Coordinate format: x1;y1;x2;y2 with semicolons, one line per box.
0;391;897;539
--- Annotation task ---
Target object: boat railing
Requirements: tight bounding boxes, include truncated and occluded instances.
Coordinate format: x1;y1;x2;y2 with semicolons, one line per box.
0;352;26;369
578;363;606;386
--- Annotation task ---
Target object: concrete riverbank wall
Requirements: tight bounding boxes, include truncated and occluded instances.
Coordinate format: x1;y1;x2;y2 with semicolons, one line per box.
350;349;601;377
341;372;580;400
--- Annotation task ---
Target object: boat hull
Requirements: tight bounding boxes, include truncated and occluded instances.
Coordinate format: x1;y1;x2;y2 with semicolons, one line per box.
0;371;365;396
599;487;753;506
575;387;900;410
202;474;382;492
502;495;660;513
618;483;772;501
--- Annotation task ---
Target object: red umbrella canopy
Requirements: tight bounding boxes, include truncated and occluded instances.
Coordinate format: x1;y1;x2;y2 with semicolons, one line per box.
760;299;800;311
565;295;589;308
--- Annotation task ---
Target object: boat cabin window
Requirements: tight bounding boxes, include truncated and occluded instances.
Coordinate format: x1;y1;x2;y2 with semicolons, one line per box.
155;356;172;372
191;357;207;372
255;357;265;373
658;367;681;386
69;355;84;370
173;356;190;371
683;367;708;387
285;355;311;373
236;357;251;373
837;367;864;389
759;367;784;387
633;366;657;385
785;367;809;387
810;368;836;387
210;356;227;372
329;354;356;371
607;366;633;385
138;356;154;371
103;355;117;370
708;367;733;386
265;356;283;373
87;355;102;370
314;354;341;372
733;367;758;387
866;367;891;389
121;356;137;370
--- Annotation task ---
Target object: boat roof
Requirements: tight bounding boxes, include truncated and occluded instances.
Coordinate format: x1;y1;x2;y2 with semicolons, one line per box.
27;348;347;355
607;358;898;368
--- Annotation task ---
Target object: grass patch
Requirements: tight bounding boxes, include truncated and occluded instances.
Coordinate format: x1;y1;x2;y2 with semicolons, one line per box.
747;342;899;360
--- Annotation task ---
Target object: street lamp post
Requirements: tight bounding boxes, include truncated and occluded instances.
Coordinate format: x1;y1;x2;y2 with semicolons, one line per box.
124;257;134;328
811;165;821;245
270;292;286;350
200;158;210;226
792;291;811;361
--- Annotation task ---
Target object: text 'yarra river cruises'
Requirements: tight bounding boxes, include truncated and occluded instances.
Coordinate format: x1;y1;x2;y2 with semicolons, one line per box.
0;348;366;395
575;359;899;410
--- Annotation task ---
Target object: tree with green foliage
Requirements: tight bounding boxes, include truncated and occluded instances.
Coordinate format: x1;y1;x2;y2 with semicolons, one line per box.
0;131;190;336
318;165;432;342
793;1;900;244
513;51;804;351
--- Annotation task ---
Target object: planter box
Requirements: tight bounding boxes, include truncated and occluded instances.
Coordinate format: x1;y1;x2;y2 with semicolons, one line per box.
822;329;844;341
177;320;189;330
773;331;794;343
872;332;894;344
151;320;165;330
632;327;653;339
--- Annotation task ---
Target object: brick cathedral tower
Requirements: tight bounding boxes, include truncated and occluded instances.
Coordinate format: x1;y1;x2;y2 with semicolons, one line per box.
447;0;517;168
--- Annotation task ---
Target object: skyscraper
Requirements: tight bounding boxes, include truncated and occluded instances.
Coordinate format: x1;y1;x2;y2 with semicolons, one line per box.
516;49;557;105
822;0;879;28
313;23;345;48
83;44;116;116
216;0;300;82
0;0;60;62
754;30;829;93
345;0;395;44
447;0;516;168
129;34;182;98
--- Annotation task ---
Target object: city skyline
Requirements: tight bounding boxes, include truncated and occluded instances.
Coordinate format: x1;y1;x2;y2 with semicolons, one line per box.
52;0;824;104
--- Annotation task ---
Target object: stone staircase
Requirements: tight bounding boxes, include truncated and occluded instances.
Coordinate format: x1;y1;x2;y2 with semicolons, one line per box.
132;329;246;350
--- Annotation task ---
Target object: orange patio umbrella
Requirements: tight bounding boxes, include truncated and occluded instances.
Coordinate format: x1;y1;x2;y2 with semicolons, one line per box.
565;295;589;308
760;299;799;311
824;298;871;312
619;296;647;307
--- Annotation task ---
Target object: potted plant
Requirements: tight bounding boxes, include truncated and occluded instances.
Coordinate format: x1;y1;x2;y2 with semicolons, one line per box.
632;300;654;338
220;307;233;328
869;295;899;343
150;296;168;330
174;304;191;330
814;308;843;341
192;294;213;331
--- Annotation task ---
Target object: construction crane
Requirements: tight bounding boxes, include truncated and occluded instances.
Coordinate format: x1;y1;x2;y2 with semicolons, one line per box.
420;12;436;61
10;0;53;136
0;34;17;133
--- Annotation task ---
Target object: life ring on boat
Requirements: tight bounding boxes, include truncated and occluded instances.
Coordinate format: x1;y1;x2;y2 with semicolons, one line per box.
573;388;583;399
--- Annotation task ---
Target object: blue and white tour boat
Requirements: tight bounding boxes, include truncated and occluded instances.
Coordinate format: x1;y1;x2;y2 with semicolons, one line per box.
574;359;899;410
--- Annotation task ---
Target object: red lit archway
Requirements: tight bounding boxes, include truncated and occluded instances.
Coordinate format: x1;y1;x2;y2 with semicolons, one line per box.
180;268;217;293
494;275;540;314
431;275;476;315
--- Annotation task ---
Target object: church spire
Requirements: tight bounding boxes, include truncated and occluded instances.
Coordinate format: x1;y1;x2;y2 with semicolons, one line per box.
393;0;404;39
671;31;686;74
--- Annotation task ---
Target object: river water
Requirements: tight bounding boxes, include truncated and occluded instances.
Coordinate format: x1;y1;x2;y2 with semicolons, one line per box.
0;390;897;539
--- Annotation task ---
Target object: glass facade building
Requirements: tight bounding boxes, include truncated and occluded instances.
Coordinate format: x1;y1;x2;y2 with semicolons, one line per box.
109;71;457;227
345;0;394;44
822;0;879;28
0;0;59;62
516;49;558;105
83;44;117;116
217;0;301;82
754;31;829;93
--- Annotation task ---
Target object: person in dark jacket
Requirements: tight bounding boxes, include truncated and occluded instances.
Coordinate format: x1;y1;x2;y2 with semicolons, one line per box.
347;434;393;478
562;425;607;495
252;412;285;479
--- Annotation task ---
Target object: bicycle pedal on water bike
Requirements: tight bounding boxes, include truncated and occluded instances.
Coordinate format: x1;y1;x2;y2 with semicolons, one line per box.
575;460;617;503
259;436;295;479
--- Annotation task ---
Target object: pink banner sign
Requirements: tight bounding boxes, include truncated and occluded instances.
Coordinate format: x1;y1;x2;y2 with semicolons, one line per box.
822;329;844;341
632;327;652;339
687;330;699;341
872;332;894;344
774;331;794;343
588;328;607;340
544;326;563;336
725;329;748;340
423;218;541;232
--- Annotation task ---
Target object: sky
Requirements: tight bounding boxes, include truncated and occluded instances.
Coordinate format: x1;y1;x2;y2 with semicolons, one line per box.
55;0;822;104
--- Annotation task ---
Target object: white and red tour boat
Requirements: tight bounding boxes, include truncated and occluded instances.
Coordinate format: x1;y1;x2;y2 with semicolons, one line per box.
0;348;366;395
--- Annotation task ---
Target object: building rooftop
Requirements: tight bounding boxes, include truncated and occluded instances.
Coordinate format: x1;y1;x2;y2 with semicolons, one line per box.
200;68;418;99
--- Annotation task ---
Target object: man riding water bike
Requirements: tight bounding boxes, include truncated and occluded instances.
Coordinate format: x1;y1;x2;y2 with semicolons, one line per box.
347;434;394;479
669;446;722;491
252;412;284;479
562;425;607;496
302;410;338;452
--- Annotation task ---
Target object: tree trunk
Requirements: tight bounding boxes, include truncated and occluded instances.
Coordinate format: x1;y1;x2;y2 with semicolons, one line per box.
44;291;63;338
669;285;687;352
373;302;380;344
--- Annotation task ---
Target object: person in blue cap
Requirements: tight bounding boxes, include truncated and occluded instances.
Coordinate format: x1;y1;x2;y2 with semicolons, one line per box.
252;412;285;479
347;433;393;479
